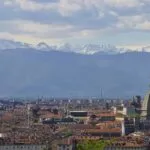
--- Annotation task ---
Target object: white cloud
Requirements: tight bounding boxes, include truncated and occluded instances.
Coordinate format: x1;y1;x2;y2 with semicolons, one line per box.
4;0;57;11
117;15;150;31
135;21;150;30
57;0;83;16
0;20;73;35
3;0;143;15
104;0;143;8
0;19;113;45
3;0;83;16
0;32;62;45
1;0;150;46
18;20;73;33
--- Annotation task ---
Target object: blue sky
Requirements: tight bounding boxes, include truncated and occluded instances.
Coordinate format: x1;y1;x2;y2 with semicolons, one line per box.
0;0;150;49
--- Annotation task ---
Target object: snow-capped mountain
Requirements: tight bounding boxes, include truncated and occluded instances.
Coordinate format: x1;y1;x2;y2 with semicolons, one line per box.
1;39;150;97
142;46;150;52
0;39;149;55
36;42;52;51
56;43;74;52
79;44;119;54
0;44;150;97
55;43;124;54
0;39;31;49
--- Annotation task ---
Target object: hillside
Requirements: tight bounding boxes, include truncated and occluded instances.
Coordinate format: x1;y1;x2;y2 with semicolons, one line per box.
0;48;149;98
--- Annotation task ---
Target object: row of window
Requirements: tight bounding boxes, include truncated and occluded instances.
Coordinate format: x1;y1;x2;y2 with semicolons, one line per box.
0;145;46;150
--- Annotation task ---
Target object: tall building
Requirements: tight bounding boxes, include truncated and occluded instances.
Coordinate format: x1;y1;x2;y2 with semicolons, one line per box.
141;91;150;119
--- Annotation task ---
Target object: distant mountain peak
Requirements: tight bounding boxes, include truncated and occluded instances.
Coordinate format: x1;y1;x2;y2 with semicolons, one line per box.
142;46;150;52
0;39;149;55
79;44;118;54
36;42;50;50
0;39;31;50
0;45;149;97
56;43;73;52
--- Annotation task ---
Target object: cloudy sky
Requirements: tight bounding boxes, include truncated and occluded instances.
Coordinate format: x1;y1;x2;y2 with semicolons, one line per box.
0;0;150;49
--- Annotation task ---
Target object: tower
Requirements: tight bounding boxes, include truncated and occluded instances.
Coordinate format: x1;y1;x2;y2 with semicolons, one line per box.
27;104;31;128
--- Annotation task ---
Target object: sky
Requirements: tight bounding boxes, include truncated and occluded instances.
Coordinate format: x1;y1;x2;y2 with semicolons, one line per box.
0;0;150;49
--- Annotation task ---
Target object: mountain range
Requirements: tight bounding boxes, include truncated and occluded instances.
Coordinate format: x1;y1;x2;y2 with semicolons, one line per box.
0;39;150;98
0;39;149;54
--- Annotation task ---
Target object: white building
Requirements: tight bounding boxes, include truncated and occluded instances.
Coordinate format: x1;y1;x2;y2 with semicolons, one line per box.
113;105;136;116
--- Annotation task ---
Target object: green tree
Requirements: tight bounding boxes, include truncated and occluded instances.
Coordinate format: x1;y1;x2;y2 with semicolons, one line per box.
77;140;110;150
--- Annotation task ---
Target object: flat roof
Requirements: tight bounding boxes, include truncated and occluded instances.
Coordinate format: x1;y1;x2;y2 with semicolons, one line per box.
70;111;88;112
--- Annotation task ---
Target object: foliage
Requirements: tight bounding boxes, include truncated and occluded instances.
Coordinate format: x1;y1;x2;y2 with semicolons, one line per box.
77;139;112;150
63;131;73;138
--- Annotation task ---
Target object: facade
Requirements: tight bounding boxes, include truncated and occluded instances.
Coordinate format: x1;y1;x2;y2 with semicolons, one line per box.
91;111;115;122
0;145;47;150
113;105;136;117
56;138;75;150
105;147;148;150
68;111;88;123
69;111;88;117
57;144;73;150
42;117;76;124
139;119;150;130
124;117;135;135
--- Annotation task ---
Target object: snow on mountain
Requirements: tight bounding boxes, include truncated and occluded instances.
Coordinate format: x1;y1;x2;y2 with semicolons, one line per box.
142;46;150;52
37;42;50;49
56;43;75;53
0;39;31;50
0;39;150;55
55;43;124;54
35;42;52;51
79;44;119;54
